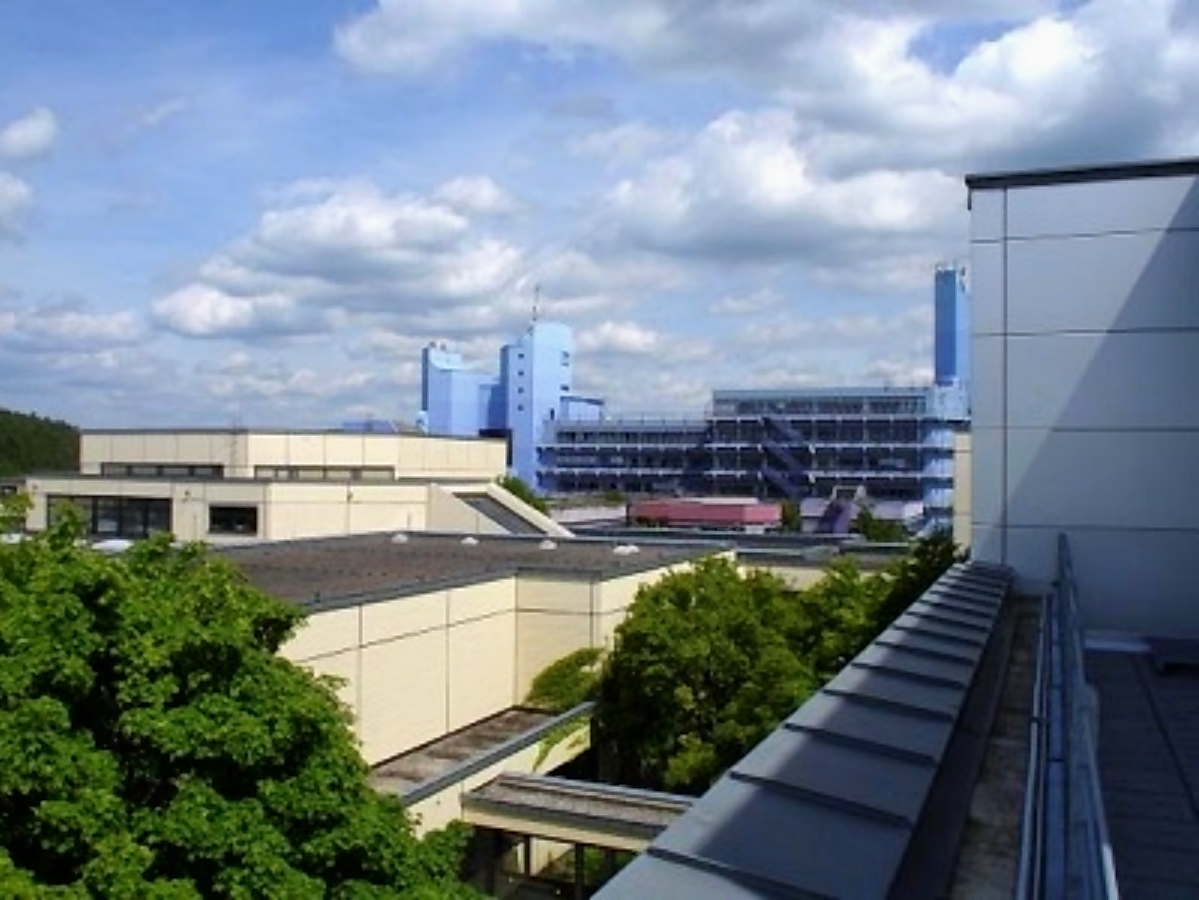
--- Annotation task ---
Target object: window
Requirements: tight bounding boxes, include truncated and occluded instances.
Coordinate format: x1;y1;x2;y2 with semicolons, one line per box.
99;462;225;479
208;505;259;536
48;495;171;539
561;351;571;365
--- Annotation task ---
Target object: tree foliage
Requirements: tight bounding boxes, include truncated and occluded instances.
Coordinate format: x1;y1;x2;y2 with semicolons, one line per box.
1;492;31;534
495;476;548;515
851;508;909;542
0;517;478;898
594;533;961;794
525;648;603;714
0;408;79;478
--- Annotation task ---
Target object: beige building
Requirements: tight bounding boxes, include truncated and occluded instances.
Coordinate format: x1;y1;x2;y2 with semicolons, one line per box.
19;428;568;543
223;532;717;832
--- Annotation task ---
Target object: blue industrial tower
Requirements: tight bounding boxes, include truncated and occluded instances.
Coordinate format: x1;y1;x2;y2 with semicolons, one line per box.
934;263;970;393
419;320;581;491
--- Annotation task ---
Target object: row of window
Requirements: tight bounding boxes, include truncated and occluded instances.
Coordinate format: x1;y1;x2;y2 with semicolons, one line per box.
49;495;171;539
252;466;395;482
47;494;260;538
100;463;226;478
712;399;927;416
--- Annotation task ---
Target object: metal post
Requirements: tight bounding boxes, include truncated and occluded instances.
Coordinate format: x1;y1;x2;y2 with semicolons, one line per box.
574;843;585;900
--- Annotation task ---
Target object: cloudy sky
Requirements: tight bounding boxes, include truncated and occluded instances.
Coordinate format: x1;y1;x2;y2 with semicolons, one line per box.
1;0;1196;427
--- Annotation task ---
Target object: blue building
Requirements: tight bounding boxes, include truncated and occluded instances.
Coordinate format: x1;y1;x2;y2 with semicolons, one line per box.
538;267;972;531
934;262;970;392
420;321;595;488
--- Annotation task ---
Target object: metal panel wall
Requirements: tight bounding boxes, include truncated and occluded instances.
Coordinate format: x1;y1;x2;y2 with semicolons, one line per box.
969;167;1199;636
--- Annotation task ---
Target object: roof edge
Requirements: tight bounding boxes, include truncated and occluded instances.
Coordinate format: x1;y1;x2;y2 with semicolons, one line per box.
966;156;1199;191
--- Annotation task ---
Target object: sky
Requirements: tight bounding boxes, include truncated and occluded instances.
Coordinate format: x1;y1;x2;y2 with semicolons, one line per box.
1;0;1197;427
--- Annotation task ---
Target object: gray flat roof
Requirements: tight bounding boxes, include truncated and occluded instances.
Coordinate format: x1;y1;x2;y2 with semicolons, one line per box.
1087;649;1199;897
220;531;723;609
966;156;1199;191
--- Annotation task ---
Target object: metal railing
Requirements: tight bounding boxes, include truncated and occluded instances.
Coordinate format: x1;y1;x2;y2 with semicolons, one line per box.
1016;534;1120;899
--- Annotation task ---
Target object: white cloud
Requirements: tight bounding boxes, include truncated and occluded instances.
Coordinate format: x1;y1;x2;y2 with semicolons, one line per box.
151;284;311;338
333;0;1052;79
155;179;529;339
434;175;517;215
140;97;189;129
0;107;59;161
0;172;32;239
570;122;673;165
709;288;782;316
0;301;146;354
600;108;962;288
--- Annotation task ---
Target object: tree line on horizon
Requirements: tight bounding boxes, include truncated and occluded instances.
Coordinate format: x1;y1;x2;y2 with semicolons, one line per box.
0;408;79;479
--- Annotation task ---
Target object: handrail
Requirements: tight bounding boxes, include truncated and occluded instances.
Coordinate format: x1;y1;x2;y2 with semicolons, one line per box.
1016;534;1120;899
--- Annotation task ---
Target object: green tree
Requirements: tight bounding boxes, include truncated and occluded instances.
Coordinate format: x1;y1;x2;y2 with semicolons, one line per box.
0;408;79;478
779;500;800;532
594;558;819;794
593;534;961;795
0;517;478;898
495;475;548;515
851;507;909;542
0;492;31;534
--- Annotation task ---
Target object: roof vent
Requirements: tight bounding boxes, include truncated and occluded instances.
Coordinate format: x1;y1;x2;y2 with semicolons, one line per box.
391;532;410;544
613;543;640;555
539;539;557;550
461;536;479;545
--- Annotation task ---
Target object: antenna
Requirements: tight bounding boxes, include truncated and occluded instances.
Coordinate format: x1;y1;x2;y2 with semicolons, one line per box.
532;283;541;323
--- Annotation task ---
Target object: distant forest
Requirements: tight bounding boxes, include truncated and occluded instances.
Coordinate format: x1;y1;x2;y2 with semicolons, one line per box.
0;408;79;478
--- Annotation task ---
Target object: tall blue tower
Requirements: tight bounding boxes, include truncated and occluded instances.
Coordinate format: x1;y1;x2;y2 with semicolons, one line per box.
934;264;970;393
502;321;574;491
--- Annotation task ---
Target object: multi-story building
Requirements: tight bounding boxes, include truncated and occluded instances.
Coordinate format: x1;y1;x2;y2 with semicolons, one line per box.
538;268;971;530
420;320;601;488
15;428;566;543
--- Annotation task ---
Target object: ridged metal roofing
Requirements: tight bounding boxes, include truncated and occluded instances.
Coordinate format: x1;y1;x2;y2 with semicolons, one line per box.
595;560;1013;900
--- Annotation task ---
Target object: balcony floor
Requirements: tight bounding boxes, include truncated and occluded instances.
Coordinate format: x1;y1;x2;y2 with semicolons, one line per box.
1087;650;1199;899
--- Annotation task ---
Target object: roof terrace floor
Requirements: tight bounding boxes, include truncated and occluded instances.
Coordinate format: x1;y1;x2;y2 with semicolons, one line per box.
1088;650;1199;899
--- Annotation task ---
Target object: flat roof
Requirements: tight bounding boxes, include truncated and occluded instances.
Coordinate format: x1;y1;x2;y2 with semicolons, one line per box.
21;472;487;485
80;427;502;444
965;156;1199;191
712;385;933;400
220;531;723;609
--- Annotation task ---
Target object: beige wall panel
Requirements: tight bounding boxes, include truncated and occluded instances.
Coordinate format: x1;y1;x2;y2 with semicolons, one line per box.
321;435;366;468
288;433;327;467
516;612;593;701
427;485;506;535
516;574;593;614
282;607;360;662
448;578;517;626
292;649;359;735
447;612;517;732
247;433;288;470
362;592;446;645
361;438;399;468
346;500;424;535
78;434;112;473
750;564;826;591
360;630;447;765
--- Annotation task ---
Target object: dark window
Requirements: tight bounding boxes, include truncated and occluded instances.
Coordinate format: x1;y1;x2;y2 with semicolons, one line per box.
49;494;171;539
100;463;131;476
208;505;259;535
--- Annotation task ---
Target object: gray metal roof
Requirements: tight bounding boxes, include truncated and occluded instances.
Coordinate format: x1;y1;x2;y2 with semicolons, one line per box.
596;560;1013;900
965;156;1199;191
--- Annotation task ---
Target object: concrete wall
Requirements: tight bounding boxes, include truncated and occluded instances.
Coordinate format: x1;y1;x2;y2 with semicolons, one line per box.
282;576;519;766
22;476;435;543
427;485;509;535
970;170;1199;636
78;431;506;481
953;432;972;551
283;558;695;766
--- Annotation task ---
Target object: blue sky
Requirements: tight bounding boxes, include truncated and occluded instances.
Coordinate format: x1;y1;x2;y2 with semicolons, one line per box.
1;0;1196;427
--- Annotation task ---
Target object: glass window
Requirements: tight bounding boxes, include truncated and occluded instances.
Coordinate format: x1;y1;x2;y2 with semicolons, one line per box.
100;463;131;476
208;505;259;536
295;467;324;481
357;467;394;482
160;465;190;478
145;500;170;535
325;468;354;481
130;464;159;477
94;498;121;536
